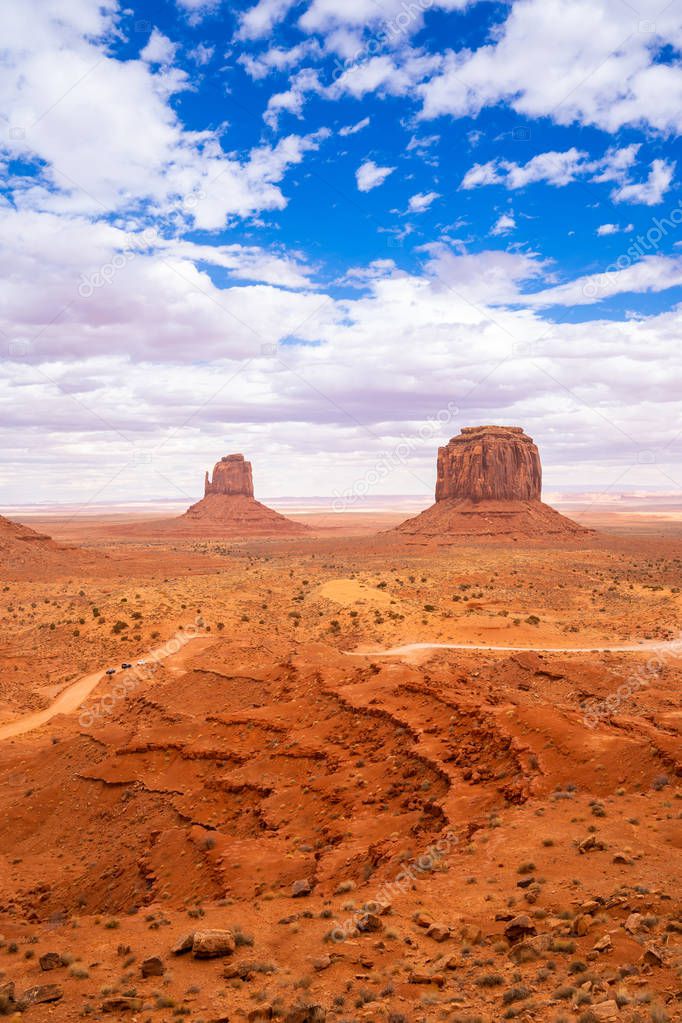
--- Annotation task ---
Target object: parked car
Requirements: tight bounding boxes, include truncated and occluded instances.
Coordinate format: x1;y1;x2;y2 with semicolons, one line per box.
105;668;116;676
121;663;132;669
137;659;147;665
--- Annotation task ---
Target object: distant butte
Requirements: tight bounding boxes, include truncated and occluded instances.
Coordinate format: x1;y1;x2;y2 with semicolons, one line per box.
395;425;590;540
180;454;308;537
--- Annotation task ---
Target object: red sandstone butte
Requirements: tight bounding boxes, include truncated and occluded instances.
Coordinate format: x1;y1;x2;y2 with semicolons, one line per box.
180;454;308;537
396;425;589;540
203;454;254;499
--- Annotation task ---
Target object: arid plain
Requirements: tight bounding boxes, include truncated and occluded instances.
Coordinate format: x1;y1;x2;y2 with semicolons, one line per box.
1;440;681;1023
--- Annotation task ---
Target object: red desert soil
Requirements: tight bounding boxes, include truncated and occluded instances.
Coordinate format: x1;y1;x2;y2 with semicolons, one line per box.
0;511;681;1023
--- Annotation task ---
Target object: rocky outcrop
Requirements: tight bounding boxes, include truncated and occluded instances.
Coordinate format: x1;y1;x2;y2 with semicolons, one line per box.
204;454;254;498
0;514;105;577
436;426;541;502
395;425;590;541
177;454;308;537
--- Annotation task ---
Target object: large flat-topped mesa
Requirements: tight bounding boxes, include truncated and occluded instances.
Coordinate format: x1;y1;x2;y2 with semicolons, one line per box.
204;454;254;498
436;426;542;502
394;424;590;541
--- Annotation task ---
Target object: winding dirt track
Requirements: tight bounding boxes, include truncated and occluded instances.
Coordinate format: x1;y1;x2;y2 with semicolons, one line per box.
346;640;682;658
2;637;680;744
0;635;204;742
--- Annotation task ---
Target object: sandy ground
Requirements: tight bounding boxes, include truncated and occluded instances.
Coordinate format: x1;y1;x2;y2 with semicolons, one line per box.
0;509;681;1022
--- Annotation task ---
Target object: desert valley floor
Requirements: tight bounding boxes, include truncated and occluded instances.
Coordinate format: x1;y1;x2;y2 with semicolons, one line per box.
0;509;681;1023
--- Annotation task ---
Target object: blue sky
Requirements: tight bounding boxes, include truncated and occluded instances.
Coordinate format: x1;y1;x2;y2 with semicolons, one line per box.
1;0;681;505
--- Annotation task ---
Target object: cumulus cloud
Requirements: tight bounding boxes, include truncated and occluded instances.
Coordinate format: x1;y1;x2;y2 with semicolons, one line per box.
611;159;676;206
491;212;516;235
525;255;682;307
356;159;396;192
461;146;675;206
419;0;682;134
1;3;328;228
407;191;440;213
339;116;371;136
596;223;633;236
140;30;177;65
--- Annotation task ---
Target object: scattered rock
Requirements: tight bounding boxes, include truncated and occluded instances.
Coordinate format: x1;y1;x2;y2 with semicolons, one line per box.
508;932;551;964
192;929;236;958
504;914;537;943
460;924;482;944
141;955;164;977
101;995;143;1012
172;931;195;955
0;981;15;1005
642;943;666;967
592;1000;619;1020
18;984;64;1008
573;914;593;936
593;934;613;953
312;955;332;971
357;913;383;934
612;852;634;865
426;923;450;942
291;879;313;898
624;913;641;933
408;971;445;987
39;951;63;971
415;913;431;928
579;835;606;854
249;1008;274;1022
283;1003;326;1023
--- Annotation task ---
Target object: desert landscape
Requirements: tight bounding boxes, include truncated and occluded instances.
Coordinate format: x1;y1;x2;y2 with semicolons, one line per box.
3;2;682;1020
1;429;680;1023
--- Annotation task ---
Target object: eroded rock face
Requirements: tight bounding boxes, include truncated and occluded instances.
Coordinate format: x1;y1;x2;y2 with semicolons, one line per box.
204;454;254;498
435;426;542;503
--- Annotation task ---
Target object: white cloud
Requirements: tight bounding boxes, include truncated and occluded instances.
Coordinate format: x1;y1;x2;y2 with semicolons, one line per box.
330;53;443;100
264;69;323;128
491;212;516;235
238;41;322;79
407;191;440;213
611;159;676;206
525;255;682;307
339;116;370;136
462;148;589;190
236;0;298;39
356;159;396;192
596;223;634;236
419;0;682;134
299;0;473;36
140;29;177;65
187;43;215;65
0;4;330;229
461;146;675;206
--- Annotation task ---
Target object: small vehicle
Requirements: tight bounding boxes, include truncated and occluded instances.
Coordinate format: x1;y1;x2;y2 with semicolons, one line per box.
137;659;147;665
105;668;116;676
121;663;132;669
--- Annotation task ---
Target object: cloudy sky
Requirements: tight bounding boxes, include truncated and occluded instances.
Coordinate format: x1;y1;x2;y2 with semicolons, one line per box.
1;0;681;507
